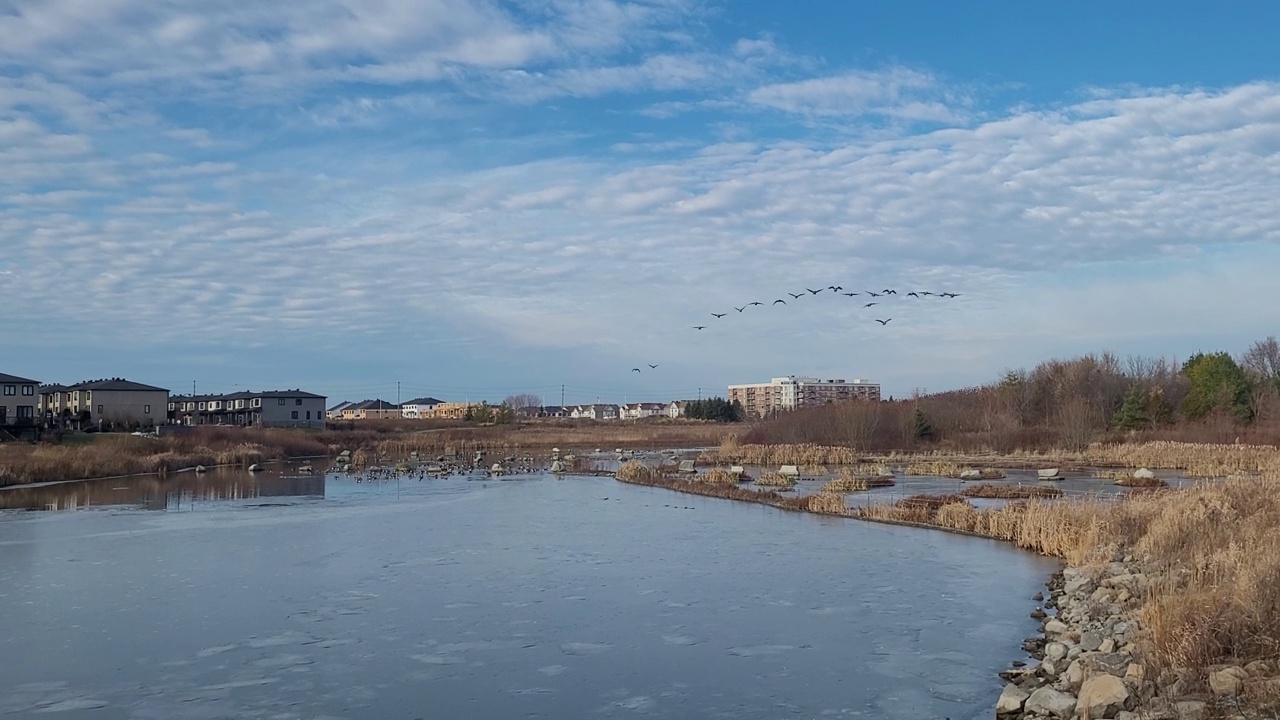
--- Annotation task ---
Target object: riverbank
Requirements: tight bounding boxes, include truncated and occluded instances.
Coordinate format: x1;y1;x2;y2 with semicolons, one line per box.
617;461;1280;719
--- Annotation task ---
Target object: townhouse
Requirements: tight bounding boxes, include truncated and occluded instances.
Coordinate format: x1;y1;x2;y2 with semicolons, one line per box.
169;389;327;429
41;378;169;428
621;402;667;420
0;372;40;427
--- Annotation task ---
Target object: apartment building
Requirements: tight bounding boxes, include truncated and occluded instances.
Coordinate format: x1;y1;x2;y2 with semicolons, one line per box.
170;390;327;429
1;372;40;427
41;378;169;427
728;375;880;419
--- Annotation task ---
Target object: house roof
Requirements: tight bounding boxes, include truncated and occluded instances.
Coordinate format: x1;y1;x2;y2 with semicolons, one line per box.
69;378;168;392
0;373;40;384
403;397;444;406
39;384;69;393
328;401;355;412
349;399;399;411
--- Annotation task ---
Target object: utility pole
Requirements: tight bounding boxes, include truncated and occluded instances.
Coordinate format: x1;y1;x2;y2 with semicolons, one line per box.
697;387;701;401
192;380;196;396
397;381;401;406
561;384;565;407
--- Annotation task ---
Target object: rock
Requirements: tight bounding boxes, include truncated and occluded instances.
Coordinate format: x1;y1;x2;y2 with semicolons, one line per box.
1133;468;1156;479
1084;653;1134;678
247;463;262;472
1031;608;1047;620
1077;674;1130;719
959;468;982;480
1099;637;1117;653
1063;659;1085;689
1123;663;1146;687
1065;574;1095;595
1172;700;1208;720
1024;686;1077;718
1245;660;1271;676
996;683;1030;715
1033;591;1044;601
1209;665;1249;696
1041;659;1059;676
1115;712;1139;720
194;465;206;473
1045;642;1068;661
1079;630;1104;652
1044;618;1069;636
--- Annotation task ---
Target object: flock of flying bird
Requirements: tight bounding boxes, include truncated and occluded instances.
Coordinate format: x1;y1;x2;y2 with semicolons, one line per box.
628;284;962;374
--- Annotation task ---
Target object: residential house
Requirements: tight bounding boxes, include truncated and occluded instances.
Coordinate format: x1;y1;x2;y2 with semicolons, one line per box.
342;399;400;420
425;402;480;419
666;400;692;418
170;390;327;429
522;405;568;418
46;378;169;428
571;404;620;420
0;372;40;428
621;402;667;420
326;401;354;420
401;397;445;419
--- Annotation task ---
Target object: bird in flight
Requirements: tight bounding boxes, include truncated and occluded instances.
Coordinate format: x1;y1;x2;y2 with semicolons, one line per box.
906;292;920;298
920;291;934;296
632;368;641;373
748;301;763;306
875;318;892;325
864;302;878;308
734;305;747;313
842;292;860;297
648;364;659;369
773;299;787;305
788;292;804;299
940;292;960;298
711;312;726;318
828;285;843;292
692;326;707;330
882;289;897;295
866;291;881;297
806;288;823;295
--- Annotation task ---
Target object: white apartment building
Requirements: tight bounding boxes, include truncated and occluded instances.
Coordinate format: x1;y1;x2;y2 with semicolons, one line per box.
727;376;880;419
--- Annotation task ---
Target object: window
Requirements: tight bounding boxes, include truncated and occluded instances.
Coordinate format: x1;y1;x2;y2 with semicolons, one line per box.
144;405;151;414
199;402;206;410
2;385;13;396
291;410;299;419
17;406;33;419
306;411;311;420
278;398;286;405
97;405;103;414
22;385;33;396
295;398;303;405
252;398;261;408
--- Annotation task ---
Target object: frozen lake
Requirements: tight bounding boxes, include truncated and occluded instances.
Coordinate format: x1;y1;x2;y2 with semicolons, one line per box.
0;466;1058;719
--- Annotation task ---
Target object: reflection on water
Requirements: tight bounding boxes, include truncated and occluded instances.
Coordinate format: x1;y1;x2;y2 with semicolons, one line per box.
0;465;328;512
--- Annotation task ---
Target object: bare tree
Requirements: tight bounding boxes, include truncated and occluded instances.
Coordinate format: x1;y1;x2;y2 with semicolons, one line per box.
502;393;543;413
1242;337;1280;387
840;401;882;452
1056;395;1101;451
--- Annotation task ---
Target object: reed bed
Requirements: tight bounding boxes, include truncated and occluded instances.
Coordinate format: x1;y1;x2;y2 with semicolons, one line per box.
959;483;1064;499
614;462;663;482
823;474;896;493
806;492;851;515
694;468;739;485
842;464;894;479
709;440;859;466
799;464;829;476
1113;474;1168;488
903;461;966;477
755;472;797;488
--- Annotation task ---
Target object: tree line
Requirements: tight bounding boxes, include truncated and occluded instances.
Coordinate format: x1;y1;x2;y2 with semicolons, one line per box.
744;336;1280;452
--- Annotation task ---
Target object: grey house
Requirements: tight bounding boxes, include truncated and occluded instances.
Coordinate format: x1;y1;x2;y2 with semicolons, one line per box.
171;390;327;429
0;372;40;428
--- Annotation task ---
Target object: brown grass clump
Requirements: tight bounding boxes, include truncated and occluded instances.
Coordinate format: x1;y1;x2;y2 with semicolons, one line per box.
755;472;797;488
711;443;857;466
904;461;966;477
960;483;1064;499
614;462;660;482
979;468;1007;479
822;477;868;493
840;465;893;481
806;492;850;515
695;468;738;485
799;464;829;476
1113;474;1168;488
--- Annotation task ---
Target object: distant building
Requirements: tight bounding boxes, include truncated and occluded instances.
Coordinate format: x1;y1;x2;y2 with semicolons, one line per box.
1;372;40;428
42;378;169;428
341;400;400;420
326;401;355;420
728;375;880;419
425;402;483;419
666;400;693;419
621;402;667;420
401;397;445;419
170;390;327;429
571;404;620;421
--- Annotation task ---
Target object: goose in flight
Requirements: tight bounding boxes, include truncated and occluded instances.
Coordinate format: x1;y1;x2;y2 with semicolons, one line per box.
734;306;747;313
632;368;642;373
711;312;727;318
692;326;707;330
906;292;920;298
748;301;763;306
648;364;659;369
882;289;897;295
866;291;881;297
842;292;859;297
940;292;960;298
788;292;804;299
806;288;823;295
875;318;892;325
828;285;843;292
773;299;787;305
864;302;878;308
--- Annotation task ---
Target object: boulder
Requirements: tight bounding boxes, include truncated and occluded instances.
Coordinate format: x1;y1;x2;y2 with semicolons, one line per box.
1123;663;1146;687
1133;468;1156;479
1043;618;1069;636
959;468;982;480
1076;674;1130;719
1024;686;1077;718
1063;659;1085;689
1079;630;1104;652
1099;638;1117;653
1245;660;1272;676
996;683;1030;715
1209;665;1249;696
1082;652;1133;678
1045;642;1068;661
1065;575;1095;596
1171;700;1208;720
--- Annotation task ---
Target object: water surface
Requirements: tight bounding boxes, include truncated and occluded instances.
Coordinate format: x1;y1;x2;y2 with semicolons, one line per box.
1;467;1057;719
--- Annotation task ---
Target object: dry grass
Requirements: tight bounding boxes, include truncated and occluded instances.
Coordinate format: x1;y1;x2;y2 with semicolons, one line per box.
822;475;896;493
755;472;797;488
615;462;663;482
706;440;859;466
806;492;850;515
1114;475;1168;488
799;464;829;476
694;468;739;485
959;483;1064;499
841;465;893;480
903;461;967;477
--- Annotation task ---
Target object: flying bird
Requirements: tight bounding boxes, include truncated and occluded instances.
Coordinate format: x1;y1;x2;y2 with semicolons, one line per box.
920;291;934;296
829;285;843;292
734;306;747;313
941;292;960;298
864;302;878;308
906;292;920;298
748;301;763;306
842;292;860;297
875;318;892;325
711;312;726;318
788;292;804;299
773;299;787;305
866;291;881;297
882;289;897;295
632;368;641;373
648;364;659;369
692;326;707;330
806;288;823;295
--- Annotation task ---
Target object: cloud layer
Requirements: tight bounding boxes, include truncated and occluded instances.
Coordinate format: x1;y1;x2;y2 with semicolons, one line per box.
3;1;1279;399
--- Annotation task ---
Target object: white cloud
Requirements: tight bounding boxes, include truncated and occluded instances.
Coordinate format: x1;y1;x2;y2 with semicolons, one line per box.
747;67;966;122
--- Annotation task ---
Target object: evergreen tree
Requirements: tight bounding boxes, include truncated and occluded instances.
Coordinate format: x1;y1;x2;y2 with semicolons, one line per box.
911;407;934;440
1112;385;1151;431
1181;352;1254;422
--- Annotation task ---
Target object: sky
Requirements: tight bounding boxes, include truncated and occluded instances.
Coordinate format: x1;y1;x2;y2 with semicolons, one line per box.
3;1;1280;406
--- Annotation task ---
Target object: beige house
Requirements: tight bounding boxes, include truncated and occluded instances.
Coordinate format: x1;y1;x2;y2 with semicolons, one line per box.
1;372;40;427
342;399;400;420
45;378;169;428
425;402;481;419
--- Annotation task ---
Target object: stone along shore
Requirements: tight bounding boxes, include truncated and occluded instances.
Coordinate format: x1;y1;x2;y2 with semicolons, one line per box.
997;561;1268;720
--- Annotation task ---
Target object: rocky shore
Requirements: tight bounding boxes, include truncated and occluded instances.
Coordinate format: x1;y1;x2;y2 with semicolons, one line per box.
998;561;1269;720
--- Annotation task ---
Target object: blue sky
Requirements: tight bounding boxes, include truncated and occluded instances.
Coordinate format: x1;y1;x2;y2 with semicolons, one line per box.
3;1;1279;406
